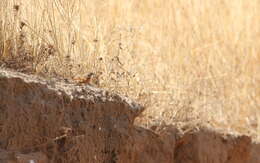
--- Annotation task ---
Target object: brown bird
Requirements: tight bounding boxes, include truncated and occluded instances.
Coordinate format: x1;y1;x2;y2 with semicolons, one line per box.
73;72;95;85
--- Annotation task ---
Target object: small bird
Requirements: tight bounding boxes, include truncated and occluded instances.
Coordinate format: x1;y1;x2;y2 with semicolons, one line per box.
73;72;95;85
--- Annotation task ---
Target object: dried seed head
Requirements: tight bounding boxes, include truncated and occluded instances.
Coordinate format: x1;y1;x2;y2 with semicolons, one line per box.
20;21;26;29
13;5;20;12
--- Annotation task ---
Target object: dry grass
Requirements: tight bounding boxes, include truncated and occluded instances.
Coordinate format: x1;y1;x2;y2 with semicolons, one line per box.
0;0;259;140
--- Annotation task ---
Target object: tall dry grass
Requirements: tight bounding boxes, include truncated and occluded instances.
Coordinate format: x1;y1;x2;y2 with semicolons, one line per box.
0;0;259;139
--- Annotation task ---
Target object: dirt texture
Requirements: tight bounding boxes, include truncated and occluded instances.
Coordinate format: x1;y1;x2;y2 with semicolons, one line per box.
0;68;259;163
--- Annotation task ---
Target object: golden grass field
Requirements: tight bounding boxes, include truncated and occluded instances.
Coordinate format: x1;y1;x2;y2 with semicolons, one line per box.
0;0;259;140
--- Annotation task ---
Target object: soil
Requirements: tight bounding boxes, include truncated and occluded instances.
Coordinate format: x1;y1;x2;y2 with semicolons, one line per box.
0;68;259;163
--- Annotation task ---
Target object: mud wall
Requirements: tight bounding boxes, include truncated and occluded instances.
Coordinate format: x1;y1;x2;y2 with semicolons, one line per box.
0;69;259;163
